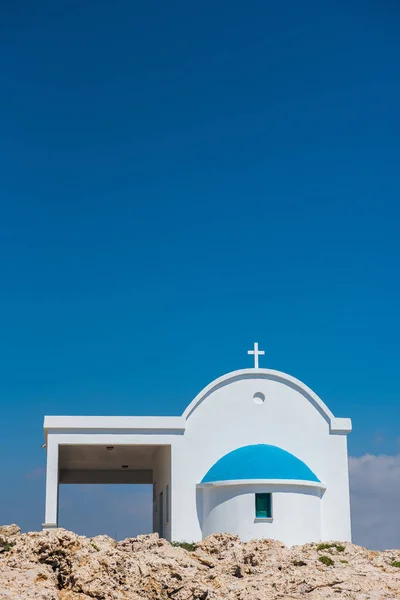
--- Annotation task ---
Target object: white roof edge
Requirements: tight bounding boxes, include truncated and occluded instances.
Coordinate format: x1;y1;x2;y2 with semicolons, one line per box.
182;368;350;430
330;417;352;434
44;415;186;431
197;479;327;490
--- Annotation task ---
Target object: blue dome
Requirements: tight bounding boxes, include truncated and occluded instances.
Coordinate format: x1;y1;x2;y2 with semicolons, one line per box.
201;444;320;483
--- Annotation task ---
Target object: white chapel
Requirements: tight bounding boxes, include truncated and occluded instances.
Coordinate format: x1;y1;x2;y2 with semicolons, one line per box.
43;344;352;546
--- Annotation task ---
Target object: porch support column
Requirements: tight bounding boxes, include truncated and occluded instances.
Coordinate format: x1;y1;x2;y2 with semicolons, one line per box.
42;437;59;529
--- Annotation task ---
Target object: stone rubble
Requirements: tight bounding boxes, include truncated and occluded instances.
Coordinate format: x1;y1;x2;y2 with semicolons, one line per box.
0;526;399;599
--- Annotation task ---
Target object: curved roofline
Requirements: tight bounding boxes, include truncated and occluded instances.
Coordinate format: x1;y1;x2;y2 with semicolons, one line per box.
182;368;351;434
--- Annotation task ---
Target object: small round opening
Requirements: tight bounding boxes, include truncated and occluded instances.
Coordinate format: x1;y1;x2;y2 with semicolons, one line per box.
253;392;265;404
121;465;129;469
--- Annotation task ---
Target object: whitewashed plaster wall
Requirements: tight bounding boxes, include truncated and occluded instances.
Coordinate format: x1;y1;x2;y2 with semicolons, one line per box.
200;484;322;545
171;373;351;544
152;446;171;540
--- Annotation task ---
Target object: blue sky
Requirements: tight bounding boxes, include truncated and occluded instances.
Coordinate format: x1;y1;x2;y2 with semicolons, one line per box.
0;0;399;548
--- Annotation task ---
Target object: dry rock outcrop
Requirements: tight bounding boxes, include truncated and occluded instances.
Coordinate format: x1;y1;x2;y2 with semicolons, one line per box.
0;526;399;599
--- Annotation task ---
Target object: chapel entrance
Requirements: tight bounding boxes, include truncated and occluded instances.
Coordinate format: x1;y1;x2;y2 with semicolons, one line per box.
57;444;171;540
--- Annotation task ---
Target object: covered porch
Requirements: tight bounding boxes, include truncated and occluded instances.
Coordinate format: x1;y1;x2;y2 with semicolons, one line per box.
45;443;171;539
42;416;184;541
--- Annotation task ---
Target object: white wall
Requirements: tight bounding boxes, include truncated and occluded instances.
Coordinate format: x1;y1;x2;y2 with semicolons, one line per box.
320;435;351;541
152;445;171;540
201;484;322;545
171;373;351;543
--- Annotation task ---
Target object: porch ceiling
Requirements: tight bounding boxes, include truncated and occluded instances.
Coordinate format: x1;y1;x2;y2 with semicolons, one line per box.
59;444;162;471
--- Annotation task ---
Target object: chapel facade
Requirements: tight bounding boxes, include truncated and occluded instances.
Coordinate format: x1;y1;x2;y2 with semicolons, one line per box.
43;344;352;546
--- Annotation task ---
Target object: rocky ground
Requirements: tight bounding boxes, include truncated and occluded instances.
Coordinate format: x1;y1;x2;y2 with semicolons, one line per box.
0;525;399;599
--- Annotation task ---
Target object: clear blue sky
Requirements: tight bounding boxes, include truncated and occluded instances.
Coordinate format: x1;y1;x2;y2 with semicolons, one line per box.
0;0;399;545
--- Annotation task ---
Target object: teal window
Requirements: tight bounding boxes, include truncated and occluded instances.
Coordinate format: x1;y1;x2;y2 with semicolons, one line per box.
255;493;272;518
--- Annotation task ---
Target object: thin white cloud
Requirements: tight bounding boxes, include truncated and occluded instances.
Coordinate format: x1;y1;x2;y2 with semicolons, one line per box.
349;453;400;550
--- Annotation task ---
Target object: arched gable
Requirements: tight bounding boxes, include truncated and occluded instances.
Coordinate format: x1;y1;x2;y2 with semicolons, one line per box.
182;369;351;434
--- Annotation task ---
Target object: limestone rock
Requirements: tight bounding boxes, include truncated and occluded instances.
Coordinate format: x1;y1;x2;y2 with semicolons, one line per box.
0;525;21;537
0;526;399;599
